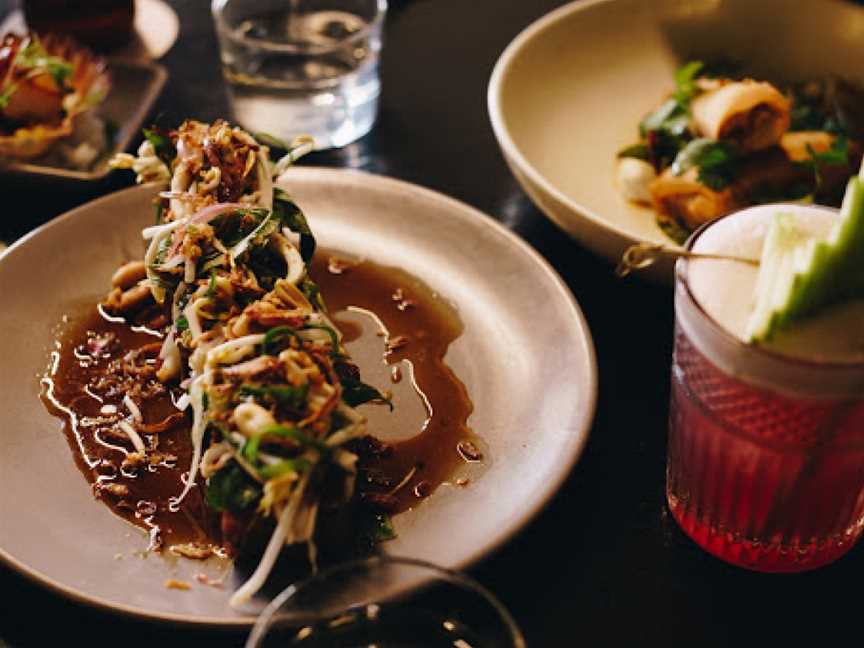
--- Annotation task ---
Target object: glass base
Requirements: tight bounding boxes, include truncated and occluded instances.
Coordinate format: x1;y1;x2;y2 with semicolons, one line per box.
228;81;380;150
668;490;862;572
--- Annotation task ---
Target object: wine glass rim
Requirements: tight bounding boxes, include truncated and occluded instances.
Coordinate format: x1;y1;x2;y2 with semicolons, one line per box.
212;0;389;54
245;554;527;648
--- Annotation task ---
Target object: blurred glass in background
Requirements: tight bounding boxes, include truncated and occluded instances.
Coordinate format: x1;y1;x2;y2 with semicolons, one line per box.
213;0;386;150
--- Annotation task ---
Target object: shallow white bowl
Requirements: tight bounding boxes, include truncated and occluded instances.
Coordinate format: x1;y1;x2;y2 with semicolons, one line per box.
488;0;864;275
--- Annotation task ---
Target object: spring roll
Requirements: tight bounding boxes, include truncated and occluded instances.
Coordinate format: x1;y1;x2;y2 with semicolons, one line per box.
691;80;791;153
650;166;740;231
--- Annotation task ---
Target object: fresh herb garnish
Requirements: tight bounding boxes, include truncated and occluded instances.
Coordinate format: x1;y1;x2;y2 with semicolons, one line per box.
300;277;327;312
617;143;651;161
261;325;302;355
142;127;176;166
240;383;309;411
656;216;691;245
205;462;261;513
206;271;218;298
175;314;189;332
803;134;849;190
254;132;294;161
671;138;738;190
0;84;16;109
15;38;73;89
640;98;690;138
673;60;704;105
341;376;393;411
639;61;705;139
365;511;396;542
259;458;312;480
273;188;316;264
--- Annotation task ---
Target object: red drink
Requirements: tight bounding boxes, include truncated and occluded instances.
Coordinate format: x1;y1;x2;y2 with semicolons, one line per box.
668;205;864;571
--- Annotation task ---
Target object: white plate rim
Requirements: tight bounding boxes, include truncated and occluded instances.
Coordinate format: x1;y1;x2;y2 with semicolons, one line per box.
0;168;598;626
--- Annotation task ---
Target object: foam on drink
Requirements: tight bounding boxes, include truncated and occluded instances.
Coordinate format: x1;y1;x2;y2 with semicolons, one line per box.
686;204;864;363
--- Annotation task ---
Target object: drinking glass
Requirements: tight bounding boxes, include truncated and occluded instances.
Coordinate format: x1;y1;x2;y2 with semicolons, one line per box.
668;213;864;572
245;556;526;647
212;0;387;150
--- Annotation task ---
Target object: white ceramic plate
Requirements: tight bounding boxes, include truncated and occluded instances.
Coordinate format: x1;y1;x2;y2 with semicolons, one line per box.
0;168;597;625
488;0;864;277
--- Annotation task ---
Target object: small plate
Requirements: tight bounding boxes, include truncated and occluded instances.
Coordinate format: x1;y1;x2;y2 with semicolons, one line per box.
488;0;864;278
0;58;166;181
0;168;597;625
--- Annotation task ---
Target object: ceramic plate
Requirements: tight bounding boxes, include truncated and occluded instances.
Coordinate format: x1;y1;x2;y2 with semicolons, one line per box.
0;168;597;625
488;0;864;278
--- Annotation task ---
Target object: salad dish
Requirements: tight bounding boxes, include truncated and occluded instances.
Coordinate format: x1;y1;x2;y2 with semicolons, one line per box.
0;131;596;622
45;120;481;608
617;62;864;242
488;0;864;276
0;32;110;166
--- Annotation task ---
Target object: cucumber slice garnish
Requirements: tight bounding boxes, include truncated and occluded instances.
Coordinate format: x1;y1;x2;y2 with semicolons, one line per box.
746;165;864;342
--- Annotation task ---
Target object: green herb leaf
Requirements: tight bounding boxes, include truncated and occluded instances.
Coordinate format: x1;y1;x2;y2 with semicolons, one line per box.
673;60;704;105
617;143;651;161
243;424;300;462
239;383;309;411
142;127;176;166
356;508;397;547
175;314;189;332
243;425;327;465
254;132;292;160
656;216;691;245
671;138;738;190
261;325;302;355
206;271;217;298
640;98;688;138
14;39;72;89
640;61;706;141
300;277;327;312
368;512;396;542
808;134;849;166
205;462;261;513
0;84;16;109
341;377;393;411
259;457;312;480
273;188;316;264
802;135;849;191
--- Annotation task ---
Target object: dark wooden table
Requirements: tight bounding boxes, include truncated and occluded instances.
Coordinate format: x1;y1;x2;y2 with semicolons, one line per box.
2;1;864;646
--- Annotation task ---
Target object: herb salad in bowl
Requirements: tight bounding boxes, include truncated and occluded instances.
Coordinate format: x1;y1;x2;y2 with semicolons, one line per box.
488;0;864;279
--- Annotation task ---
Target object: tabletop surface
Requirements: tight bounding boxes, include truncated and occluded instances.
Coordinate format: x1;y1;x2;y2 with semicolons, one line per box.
3;1;864;646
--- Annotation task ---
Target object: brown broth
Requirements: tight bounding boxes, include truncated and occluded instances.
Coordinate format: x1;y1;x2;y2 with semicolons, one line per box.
311;253;478;512
41;306;221;551
42;255;477;552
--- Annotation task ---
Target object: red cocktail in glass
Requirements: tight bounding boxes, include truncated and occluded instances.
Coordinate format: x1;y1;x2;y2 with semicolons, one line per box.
668;205;864;572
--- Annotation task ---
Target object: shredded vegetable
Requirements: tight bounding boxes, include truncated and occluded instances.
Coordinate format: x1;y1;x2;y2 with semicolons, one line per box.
112;120;393;607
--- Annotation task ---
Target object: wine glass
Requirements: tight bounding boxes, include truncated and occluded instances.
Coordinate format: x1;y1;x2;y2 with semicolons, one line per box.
245;555;526;647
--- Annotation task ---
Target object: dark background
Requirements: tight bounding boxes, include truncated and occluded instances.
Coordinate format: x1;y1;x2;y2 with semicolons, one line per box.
2;1;864;646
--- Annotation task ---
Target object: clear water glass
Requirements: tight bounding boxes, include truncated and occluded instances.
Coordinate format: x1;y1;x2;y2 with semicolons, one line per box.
212;0;387;150
245;556;526;648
